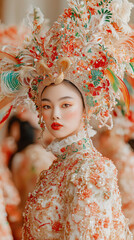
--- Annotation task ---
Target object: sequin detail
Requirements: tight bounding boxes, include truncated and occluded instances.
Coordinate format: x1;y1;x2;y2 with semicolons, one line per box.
23;131;132;239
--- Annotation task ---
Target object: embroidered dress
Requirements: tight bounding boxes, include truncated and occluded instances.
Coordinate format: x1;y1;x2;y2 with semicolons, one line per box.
12;144;55;211
94;131;134;236
23;130;132;240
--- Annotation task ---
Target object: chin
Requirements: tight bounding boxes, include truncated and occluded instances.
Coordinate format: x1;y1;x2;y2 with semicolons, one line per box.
48;128;73;140
52;132;68;139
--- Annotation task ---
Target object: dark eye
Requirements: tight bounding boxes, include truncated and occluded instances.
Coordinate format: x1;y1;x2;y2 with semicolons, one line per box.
42;105;51;109
62;104;71;108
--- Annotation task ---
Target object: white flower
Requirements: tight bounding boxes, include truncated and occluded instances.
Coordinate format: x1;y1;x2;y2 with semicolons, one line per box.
27;7;44;28
111;0;134;33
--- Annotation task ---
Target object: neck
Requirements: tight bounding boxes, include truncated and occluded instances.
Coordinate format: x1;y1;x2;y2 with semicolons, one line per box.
56;124;83;141
47;127;96;158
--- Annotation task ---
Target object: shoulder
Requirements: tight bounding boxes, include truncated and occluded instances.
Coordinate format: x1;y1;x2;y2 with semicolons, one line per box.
70;150;117;192
24;144;56;174
25;144;55;163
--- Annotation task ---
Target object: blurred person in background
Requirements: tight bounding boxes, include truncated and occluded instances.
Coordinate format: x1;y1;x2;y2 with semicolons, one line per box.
4;114;55;212
128;139;134;150
1;113;55;239
0;137;21;240
0;174;14;240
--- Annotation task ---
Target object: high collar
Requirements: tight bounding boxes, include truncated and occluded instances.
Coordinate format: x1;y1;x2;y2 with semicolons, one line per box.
47;128;96;159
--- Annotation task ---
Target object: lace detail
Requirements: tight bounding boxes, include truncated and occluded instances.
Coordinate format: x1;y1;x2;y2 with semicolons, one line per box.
47;128;96;156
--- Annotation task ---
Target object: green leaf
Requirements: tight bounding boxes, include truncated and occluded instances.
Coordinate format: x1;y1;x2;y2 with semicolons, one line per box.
88;48;92;53
82;86;90;93
86;96;95;107
75;32;80;37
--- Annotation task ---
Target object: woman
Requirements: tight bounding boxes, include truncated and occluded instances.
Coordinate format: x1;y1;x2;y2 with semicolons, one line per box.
0;1;134;239
23;79;132;239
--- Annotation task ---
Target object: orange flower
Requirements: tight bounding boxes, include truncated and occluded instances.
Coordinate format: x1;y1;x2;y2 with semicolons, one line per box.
111;22;121;32
66;221;71;232
87;6;96;15
103;218;110;228
80;188;92;199
95;160;105;173
93;233;99;239
90;172;100;187
88;202;100;215
113;220;120;230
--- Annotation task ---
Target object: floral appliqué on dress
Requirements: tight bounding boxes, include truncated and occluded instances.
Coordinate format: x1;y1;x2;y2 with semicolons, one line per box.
22;130;132;240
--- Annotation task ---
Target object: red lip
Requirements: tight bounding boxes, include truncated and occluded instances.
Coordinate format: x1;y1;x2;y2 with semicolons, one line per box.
51;122;63;130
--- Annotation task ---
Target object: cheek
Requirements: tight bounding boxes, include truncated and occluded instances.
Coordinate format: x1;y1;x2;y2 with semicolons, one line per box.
63;107;82;121
42;112;50;122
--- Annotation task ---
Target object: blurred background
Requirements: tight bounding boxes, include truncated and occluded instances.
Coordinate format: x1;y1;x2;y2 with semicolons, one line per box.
0;0;134;26
0;0;68;26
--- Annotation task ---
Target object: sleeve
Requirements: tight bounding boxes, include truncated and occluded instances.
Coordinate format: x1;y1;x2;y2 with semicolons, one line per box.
64;158;133;240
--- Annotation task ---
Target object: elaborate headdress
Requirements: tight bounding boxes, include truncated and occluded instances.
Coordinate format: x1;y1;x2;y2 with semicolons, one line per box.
0;1;134;130
0;23;30;128
112;71;134;137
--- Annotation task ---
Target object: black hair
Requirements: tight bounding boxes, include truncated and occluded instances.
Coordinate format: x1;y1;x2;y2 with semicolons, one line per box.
128;139;134;151
7;115;21;135
41;79;85;108
7;115;35;169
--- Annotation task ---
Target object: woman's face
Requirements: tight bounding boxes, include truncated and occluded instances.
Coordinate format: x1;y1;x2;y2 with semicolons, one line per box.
41;82;84;139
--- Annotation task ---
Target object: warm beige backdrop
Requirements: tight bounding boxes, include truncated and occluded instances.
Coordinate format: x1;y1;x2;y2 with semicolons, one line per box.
2;0;64;25
1;0;133;25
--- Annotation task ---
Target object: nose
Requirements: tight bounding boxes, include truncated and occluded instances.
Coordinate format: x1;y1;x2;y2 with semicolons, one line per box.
51;107;61;120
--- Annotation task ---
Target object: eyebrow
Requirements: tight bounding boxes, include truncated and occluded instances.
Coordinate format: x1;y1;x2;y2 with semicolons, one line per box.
41;96;74;101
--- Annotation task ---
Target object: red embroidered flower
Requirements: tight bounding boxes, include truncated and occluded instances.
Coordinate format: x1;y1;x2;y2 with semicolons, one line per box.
52;221;63;232
61;147;66;153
